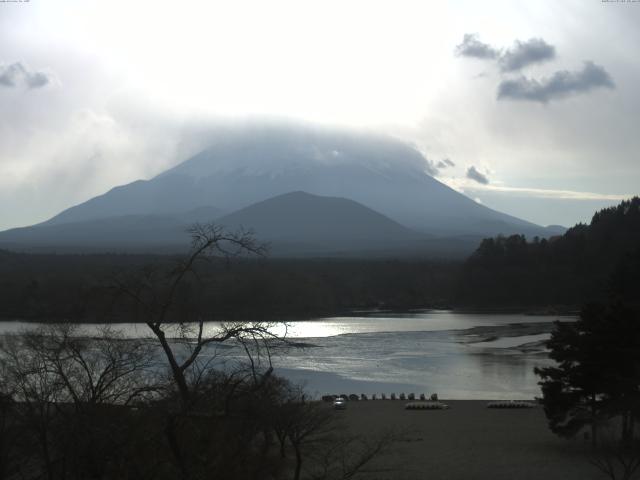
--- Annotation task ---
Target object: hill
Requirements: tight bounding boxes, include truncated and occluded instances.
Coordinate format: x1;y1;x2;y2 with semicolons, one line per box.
216;191;427;256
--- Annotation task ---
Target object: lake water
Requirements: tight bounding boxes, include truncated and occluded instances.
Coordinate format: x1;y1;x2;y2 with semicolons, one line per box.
0;310;574;400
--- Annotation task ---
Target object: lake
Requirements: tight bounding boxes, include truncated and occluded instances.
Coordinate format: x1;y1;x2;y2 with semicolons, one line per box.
0;310;574;400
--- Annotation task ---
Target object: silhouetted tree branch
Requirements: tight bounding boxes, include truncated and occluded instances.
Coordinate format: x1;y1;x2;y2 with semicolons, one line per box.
114;223;276;410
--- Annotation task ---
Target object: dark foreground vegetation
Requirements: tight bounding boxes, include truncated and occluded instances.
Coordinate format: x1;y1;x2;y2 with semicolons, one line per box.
0;324;398;480
530;201;640;479
535;301;640;478
0;226;399;480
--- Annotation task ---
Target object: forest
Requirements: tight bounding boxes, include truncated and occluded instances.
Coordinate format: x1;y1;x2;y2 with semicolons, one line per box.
0;250;459;323
456;197;640;309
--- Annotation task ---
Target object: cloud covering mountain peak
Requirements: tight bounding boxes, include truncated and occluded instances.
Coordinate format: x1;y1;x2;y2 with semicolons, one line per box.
36;122;548;240
160;123;432;180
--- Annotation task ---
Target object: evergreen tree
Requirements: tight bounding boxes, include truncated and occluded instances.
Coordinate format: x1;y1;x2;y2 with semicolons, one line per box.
535;302;640;445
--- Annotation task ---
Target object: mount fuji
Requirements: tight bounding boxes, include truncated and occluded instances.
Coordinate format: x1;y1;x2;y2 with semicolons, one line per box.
0;124;560;256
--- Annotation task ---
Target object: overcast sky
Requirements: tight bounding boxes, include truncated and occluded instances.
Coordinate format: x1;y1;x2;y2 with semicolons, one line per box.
1;0;639;230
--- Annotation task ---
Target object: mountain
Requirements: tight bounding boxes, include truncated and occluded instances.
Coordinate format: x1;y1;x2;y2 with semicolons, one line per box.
0;205;225;253
216;191;426;255
542;224;568;236
0;191;431;256
40;124;546;238
0;123;558;256
0;214;192;253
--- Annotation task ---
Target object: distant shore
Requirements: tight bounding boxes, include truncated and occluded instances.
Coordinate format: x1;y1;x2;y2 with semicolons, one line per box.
0;305;580;324
335;400;596;480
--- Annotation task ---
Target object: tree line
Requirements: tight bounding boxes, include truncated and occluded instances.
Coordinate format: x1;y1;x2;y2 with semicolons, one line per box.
0;249;459;324
457;197;640;309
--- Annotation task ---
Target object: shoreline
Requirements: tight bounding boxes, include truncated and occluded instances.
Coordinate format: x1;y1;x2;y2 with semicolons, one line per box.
0;305;580;324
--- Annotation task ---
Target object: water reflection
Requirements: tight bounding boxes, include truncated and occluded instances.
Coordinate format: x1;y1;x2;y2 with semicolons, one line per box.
270;327;557;399
0;310;572;339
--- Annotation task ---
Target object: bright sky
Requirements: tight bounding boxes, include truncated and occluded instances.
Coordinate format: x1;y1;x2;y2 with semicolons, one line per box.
1;0;639;229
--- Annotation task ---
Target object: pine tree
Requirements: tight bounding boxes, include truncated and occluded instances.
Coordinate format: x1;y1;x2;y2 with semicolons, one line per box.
535;302;640;445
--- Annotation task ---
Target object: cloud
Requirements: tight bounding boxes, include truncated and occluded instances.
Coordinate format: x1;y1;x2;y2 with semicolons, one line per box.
499;38;555;72
454;34;499;59
443;177;633;201
455;34;615;103
0;105;214;230
424;159;439;176
497;61;615;103
424;157;455;176
456;35;555;72
466;184;633;201
466;166;489;185
0;62;53;89
437;158;455;168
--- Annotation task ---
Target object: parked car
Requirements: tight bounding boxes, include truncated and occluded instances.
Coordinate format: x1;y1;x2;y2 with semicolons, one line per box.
333;398;347;410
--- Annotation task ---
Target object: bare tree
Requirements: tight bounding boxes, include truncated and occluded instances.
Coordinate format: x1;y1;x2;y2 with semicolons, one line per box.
1;324;158;480
589;424;640;480
308;431;401;480
0;382;17;480
2;330;68;480
5;324;157;408
111;224;298;480
286;401;334;480
266;381;401;480
113;223;280;410
36;324;157;407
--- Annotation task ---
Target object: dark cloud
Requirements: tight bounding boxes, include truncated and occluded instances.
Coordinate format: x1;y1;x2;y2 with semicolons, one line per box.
0;62;53;89
466;166;489;185
437;158;455;168
456;35;555;72
424;159;439;176
499;38;555;72
455;34;614;103
497;61;615;103
454;34;499;59
425;157;455;176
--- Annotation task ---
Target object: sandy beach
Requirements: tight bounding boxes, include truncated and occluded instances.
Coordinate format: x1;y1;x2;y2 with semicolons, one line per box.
335;400;602;480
